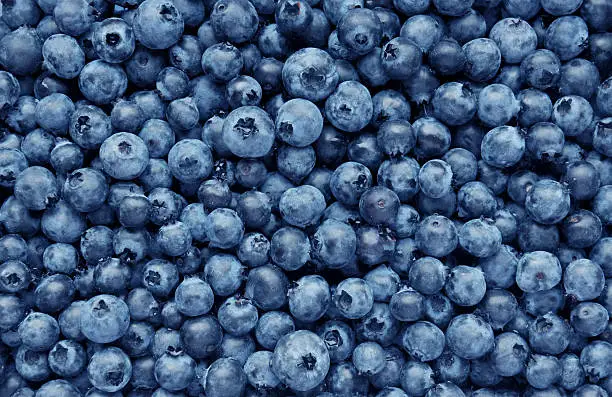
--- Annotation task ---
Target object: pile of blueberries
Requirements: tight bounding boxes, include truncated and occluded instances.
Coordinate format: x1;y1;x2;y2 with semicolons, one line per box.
0;0;612;394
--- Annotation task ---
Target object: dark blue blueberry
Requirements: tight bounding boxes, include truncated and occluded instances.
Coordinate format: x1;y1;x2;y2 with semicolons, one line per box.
462;38;501;82
87;347;132;392
380;37;422;80
244;351;280;390
571;302;609;337
325;80;373;133
400;14;444;54
333;277;374;319
412;116;451;159
520;49;561;90
78;61;128;105
431;82;477;126
429;38;466;76
545;16;588;61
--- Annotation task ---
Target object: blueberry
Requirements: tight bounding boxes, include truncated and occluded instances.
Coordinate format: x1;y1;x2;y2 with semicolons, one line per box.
210;0;259;44
489;18;537;63
477;83;520;127
271;330;330;391
431;82;477;126
87;347;132;392
481;126;525;168
78;61;128;105
462;38;501;82
222;106;275;158
400;14;444;54
41;34;85;80
409;257;448;295
325;80;373;133
333;277;374;319
402;321;445;362
381;37;422;80
545;16;589;61
244;351;280;390
399;360;435;396
353;341;386;375
458;218;502;258
446;314;494;360
415;215;458;258
520;49;561;90
525;179;570;224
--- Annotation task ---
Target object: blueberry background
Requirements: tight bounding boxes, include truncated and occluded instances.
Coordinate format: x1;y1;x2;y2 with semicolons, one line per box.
0;0;611;396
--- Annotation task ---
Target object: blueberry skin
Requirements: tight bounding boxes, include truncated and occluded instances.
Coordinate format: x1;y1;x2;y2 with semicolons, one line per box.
559;58;600;98
333;278;374;319
256;311;295;351
352;341;386;375
69;105;112;150
481;126;525;168
408;257;448;296
412;116;451;159
561;210;602;249
325;81;373;133
330;161;372;206
552;95;594;137
311;219;357;269
41;199;87;244
446;314;494;360
415;215;458;258
444;265;487;307
520;49;561;90
489;332;530;377
516;251;562;293
433;0;473;16
42;243;79;274
477;84;520;127
458;218;502;258
78;61;128;105
279;185;326;228
564;259;605;301
167;139;212;184
400;14;444;54
222;106;275;158
42;34;85;80
431;82;477;126
210;0;259;44
201;43;243;83
462;38;501;82
80;295;130;343
571;302;609;337
526;122;565;162
402;321;445;362
48;340;86;378
17;312;59;352
63;168;108;213
132;0;184;50
593;118;612;157
288;275;331;323
33;380;80;397
418;159;453;199
337;8;382;56
99;132;149;181
88;347;132;392
489;18;537;64
525;179;570;225
581;341;612;381
272;330;330;392
0;27;42;77
93;18;135;64
244;351;280;390
399;360;435;396
380;37;422;80
545;16;589;61
13;166;58;211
